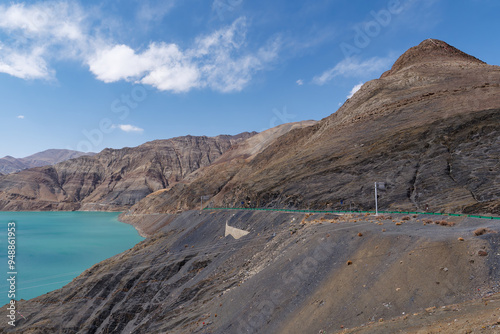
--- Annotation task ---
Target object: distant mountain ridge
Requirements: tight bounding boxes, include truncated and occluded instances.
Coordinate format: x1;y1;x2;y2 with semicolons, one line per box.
0;149;95;174
0;133;256;211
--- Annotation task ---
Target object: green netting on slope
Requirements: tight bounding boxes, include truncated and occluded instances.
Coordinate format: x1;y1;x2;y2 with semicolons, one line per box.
204;207;498;220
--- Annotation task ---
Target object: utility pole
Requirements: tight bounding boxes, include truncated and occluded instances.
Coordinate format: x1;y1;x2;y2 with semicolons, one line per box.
374;182;386;216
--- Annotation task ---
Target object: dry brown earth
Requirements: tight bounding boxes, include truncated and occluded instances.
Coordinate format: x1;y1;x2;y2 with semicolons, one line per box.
130;39;500;216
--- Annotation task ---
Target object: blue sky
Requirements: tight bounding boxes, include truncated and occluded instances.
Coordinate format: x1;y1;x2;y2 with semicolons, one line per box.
1;0;499;158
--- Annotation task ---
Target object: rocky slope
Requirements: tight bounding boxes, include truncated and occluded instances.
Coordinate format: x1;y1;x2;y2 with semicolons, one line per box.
3;210;500;333
129;120;317;214
344;291;500;333
0;134;255;211
130;39;500;215
0;149;94;174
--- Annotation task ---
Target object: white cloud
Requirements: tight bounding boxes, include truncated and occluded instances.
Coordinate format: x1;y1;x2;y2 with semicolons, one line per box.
0;1;87;80
312;55;395;85
88;42;201;93
17;115;25;119
0;47;51;80
0;2;84;40
112;124;144;133
296;79;304;86
141;61;200;93
347;82;363;99
88;17;280;93
193;17;280;92
0;2;278;93
88;43;195;86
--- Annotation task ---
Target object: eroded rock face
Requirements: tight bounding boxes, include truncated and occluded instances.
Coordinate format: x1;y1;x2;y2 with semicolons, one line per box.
0;134;255;211
131;39;500;215
129;121;318;214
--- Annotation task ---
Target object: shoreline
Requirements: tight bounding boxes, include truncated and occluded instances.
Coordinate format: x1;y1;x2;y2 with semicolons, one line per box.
117;212;177;238
118;213;149;238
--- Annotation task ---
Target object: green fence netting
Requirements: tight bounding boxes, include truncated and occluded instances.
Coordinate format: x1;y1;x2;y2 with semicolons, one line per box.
204;207;499;220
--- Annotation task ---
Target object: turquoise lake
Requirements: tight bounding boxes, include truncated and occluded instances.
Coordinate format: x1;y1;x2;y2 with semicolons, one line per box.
0;211;144;306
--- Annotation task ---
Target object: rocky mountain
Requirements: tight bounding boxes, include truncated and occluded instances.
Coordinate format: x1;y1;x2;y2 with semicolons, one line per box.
0;149;94;174
129;120;317;214
0;156;27;174
130;39;500;216
0;134;255;211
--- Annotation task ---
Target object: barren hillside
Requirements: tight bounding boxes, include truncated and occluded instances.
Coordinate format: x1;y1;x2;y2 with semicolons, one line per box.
130;39;500;215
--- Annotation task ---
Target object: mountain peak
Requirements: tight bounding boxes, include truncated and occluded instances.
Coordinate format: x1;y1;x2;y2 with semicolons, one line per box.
382;39;485;77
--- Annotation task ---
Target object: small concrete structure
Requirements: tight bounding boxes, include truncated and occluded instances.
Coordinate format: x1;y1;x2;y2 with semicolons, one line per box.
225;221;250;239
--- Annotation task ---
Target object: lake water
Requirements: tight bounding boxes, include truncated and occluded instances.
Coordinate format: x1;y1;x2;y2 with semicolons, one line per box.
0;211;144;306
